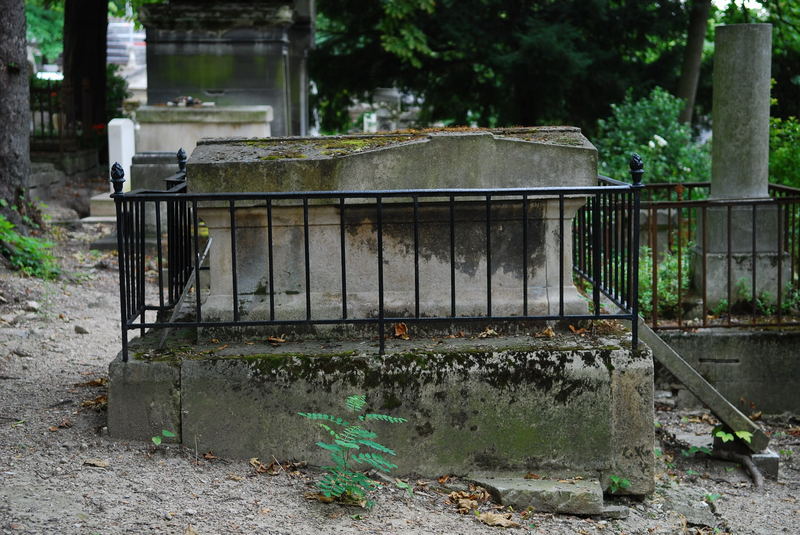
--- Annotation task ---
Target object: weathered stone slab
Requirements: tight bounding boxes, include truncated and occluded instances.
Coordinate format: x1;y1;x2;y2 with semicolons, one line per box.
108;334;657;494
107;352;181;442
468;474;604;515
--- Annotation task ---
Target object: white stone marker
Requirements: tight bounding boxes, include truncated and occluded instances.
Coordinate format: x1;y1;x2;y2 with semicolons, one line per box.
108;118;136;192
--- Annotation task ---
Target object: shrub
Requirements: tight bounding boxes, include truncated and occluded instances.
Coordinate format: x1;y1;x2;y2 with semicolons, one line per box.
638;244;691;319
769;116;800;188
595;87;710;183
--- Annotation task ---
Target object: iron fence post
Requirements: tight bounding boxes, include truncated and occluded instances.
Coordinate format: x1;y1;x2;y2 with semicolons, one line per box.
629;154;645;352
111;162;129;362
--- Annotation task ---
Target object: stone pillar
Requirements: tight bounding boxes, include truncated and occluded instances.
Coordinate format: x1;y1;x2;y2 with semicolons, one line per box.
108;118;136;192
695;24;786;307
710;24;771;200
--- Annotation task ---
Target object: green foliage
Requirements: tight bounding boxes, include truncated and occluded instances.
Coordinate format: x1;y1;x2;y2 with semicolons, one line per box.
312;1;691;132
151;429;176;446
769;116;800;188
0;215;59;279
595;87;711;182
607;474;631;494
703;492;721;503
25;0;64;63
712;425;752;445
681;445;711;457
299;394;407;507
638;244;692;319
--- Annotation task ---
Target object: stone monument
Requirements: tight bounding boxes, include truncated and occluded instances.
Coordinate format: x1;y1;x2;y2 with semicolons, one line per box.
695;24;787;305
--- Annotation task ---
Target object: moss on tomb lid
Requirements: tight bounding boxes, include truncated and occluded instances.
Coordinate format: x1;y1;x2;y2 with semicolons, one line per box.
202;126;588;162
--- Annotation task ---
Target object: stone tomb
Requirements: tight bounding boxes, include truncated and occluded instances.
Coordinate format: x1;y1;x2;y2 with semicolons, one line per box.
187;128;597;324
109;127;655;497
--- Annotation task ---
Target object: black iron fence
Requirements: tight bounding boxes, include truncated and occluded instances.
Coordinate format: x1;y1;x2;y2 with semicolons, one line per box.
111;154;645;361
640;181;800;330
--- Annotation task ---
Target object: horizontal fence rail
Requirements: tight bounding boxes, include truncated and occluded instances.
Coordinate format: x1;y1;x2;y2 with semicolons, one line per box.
112;155;644;361
639;181;800;331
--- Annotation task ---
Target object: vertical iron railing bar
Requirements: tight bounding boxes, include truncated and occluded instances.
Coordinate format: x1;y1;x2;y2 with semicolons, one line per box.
304;198;311;321
267;199;275;321
592;192;601;317
559;194;564;317
193;201;202;323
650;204;658;328
377;196;385;354
777;202;783;324
450;195;456;317
612;192;618;303
751;204;757;325
229;200;240;322
138;199;146;336
486;195;492;317
676;203;683;328
702;205;708;327
726;205;732;326
413;196;420;318
155;201;165;312
630;156;644;350
339;197;348;319
114;193;129;361
522;194;528;316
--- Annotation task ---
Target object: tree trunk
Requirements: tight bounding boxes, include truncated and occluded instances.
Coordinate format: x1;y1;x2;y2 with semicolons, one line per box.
63;0;108;131
677;0;711;124
0;0;31;227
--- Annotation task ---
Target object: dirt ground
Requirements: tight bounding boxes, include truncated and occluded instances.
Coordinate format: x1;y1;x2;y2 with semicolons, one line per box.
0;222;798;535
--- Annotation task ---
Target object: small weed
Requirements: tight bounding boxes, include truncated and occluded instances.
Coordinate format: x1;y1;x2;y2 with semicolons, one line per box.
779;449;793;458
607;474;631;494
713;425;752;444
299;394;406;508
151;429;176;446
704;493;721;503
681;446;712;457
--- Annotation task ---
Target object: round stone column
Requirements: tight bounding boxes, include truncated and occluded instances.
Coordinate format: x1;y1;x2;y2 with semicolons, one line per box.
710;24;772;200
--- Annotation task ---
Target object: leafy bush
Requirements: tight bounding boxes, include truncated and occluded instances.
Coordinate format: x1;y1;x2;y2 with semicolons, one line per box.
769;116;800;188
299;394;406;508
595;87;711;183
0;214;60;279
638;244;691;319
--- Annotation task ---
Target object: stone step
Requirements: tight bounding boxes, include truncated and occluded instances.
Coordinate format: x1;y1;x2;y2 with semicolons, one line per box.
469;474;604;515
90;192;116;217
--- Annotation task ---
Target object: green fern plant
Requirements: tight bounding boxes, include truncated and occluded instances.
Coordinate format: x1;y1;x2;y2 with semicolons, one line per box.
299;394;407;507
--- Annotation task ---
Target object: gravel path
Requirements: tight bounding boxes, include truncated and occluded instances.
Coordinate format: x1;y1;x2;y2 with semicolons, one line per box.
0;224;798;534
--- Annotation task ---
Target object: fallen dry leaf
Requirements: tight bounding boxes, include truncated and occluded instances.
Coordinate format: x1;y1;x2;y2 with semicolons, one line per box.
787;427;800;437
74;377;108;388
226;473;243;482
203;452;219;460
568;324;587;335
80;394;108;411
444;331;464;338
304;491;335;504
437;474;451;484
478;327;498;338
524;472;541;480
476;512;520;528
184;525;199;535
393;322;410;340
266;336;286;344
83;458;110;468
249;457;269;473
750;411;762;421
535;326;555;338
216;344;229;351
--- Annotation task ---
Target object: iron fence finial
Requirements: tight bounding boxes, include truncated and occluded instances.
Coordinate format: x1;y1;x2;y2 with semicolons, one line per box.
629;153;644;185
110;162;125;194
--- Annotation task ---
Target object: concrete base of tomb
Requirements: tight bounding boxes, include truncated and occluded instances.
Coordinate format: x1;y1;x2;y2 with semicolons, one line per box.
108;331;654;495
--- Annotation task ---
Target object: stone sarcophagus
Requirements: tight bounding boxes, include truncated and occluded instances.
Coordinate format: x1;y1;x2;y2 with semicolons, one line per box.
186;127;598;325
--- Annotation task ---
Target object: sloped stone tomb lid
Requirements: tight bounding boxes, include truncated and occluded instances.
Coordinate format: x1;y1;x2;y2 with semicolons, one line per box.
187;127;597;193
